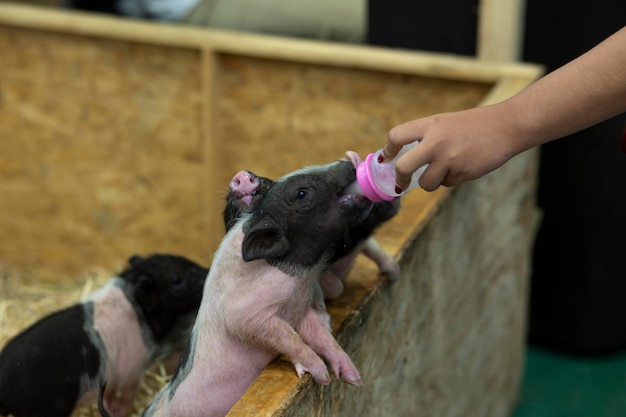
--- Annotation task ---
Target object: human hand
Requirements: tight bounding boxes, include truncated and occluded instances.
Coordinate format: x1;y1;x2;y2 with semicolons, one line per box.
382;104;523;191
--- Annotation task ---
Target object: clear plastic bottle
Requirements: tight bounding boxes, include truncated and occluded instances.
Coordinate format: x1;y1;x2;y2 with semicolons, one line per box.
352;142;428;202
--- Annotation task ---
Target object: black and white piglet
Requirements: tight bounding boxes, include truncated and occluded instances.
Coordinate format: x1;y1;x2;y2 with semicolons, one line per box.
224;150;401;299
0;254;208;417
134;156;399;417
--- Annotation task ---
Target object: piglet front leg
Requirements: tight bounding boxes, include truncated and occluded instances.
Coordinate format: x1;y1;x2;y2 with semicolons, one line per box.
297;302;362;386
296;284;361;385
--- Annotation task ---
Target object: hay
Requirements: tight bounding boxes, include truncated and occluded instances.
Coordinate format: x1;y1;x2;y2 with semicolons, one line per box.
0;265;171;417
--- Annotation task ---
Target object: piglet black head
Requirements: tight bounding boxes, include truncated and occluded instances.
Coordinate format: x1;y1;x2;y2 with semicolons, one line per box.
241;159;373;272
120;254;208;346
241;181;323;262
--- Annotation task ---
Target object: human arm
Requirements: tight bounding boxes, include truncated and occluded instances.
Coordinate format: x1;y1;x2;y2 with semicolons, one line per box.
383;26;626;191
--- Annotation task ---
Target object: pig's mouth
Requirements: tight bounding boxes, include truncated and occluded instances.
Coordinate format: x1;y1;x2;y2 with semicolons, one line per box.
339;151;372;210
343;149;401;211
339;191;368;203
240;193;255;206
339;183;374;221
339;194;374;222
234;191;262;208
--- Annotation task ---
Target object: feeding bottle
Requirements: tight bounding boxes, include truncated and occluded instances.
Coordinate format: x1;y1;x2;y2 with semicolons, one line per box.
352;142;428;202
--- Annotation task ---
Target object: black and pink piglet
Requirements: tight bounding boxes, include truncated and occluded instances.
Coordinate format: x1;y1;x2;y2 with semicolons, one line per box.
131;154;400;417
0;254;208;417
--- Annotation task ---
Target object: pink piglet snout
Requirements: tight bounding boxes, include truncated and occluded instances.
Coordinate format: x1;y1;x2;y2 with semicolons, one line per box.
230;170;259;196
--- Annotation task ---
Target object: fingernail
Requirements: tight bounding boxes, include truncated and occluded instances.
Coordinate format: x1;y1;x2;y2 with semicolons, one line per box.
377;154;384;163
395;185;404;194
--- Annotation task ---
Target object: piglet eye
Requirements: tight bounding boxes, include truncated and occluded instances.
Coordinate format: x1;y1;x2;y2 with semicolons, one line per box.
172;276;186;290
290;186;316;207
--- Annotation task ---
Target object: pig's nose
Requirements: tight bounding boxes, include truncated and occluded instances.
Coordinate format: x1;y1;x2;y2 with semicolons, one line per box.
230;170;259;195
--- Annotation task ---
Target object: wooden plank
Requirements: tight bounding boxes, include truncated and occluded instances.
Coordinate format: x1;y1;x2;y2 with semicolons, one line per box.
477;0;527;61
199;47;224;258
0;3;541;81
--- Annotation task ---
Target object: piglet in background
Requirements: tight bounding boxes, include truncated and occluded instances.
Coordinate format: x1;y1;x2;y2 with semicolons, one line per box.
224;150;400;299
134;156;399;417
0;254;208;417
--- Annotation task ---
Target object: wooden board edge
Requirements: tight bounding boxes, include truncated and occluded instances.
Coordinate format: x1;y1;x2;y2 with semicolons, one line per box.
0;3;543;83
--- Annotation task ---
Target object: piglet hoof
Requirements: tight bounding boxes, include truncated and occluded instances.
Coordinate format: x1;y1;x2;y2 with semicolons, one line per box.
104;389;135;417
294;360;331;385
104;401;129;417
328;353;362;386
381;259;400;282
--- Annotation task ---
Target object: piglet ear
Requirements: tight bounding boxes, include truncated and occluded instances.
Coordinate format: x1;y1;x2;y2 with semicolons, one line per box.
134;276;157;313
128;255;143;267
242;221;290;262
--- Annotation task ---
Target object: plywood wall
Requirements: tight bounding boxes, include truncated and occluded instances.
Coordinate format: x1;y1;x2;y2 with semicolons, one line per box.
0;26;206;278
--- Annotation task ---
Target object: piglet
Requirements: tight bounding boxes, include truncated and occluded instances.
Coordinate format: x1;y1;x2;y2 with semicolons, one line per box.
224;150;400;299
134;157;398;417
0;254;208;417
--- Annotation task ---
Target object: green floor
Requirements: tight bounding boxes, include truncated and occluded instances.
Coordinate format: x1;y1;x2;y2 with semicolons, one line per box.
512;346;626;417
